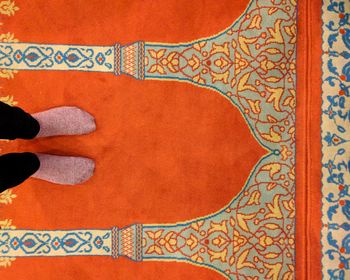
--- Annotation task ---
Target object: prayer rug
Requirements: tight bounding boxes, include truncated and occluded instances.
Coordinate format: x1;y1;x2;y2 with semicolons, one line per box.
0;0;347;279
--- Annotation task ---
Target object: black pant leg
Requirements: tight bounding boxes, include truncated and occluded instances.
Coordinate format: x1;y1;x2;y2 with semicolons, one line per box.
0;101;40;140
0;152;40;193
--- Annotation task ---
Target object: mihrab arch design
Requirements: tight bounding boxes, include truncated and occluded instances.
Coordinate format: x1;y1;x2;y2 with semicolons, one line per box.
0;0;296;279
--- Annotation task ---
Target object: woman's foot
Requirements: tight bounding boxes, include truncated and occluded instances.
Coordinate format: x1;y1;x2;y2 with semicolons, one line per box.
32;154;95;185
32;106;96;137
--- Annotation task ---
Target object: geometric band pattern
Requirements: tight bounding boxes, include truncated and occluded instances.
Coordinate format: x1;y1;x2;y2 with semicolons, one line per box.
0;42;145;79
0;226;142;261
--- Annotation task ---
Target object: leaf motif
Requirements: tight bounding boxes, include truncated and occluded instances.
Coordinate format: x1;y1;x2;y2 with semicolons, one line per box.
265;195;283;219
190;253;204;263
265;48;282;55
267;182;277;190
238;36;258;56
211;71;229;84
0;32;19;42
264;263;282;280
0;219;16;229
188;54;200;71
265;223;280;230
282;199;295;218
0;257;16;268
266;87;284;111
208;248;228;262
264;252;279;259
210;42;230;56
145;230;163;240
0;69;18;79
0;189;17;205
267;115;278;123
193;41;206;51
148;50;158;59
148;64;158;73
191;221;204;231
248;15;262;30
247;100;261;114
156;65;166;74
236;249;255;269
238;72;257;92
237;213;256;231
261;127;282;143
261;163;282;178
267;19;284;44
247;190;261;205
208;221;228;234
266;76;281;83
268;7;278;15
0;0;19;16
145;245;164;255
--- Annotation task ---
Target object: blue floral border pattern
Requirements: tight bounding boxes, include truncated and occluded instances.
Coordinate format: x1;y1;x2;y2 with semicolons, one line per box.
322;0;350;279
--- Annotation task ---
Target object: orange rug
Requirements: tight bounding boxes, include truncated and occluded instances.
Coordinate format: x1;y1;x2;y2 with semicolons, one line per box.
0;0;344;279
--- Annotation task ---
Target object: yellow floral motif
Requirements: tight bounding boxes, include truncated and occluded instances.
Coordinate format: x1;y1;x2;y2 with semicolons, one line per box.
266;86;284;112
261;163;282;178
238;36;259;56
0;69;18;79
145;229;164;240
236;249;255;269
265;195;283;219
234;51;249;75
190;220;204;231
208;221;228;234
281;145;293;161
248;14;262;30
0;95;18;106
283;89;296;109
211;70;229;84
0;32;18;43
247;99;261;114
190;253;204;263
0;257;15;268
188;54;201;71
284;24;297;44
0;33;19;79
186;234;198;250
193;41;206;52
264;262;283;280
232;230;247;253
212;235;229;248
147;49;166;74
0;219;15;229
145;244;164;255
158;232;177;253
210;42;230;56
282;264;295;280
237;72;257;92
283;198;295;218
237;213;257;231
0;0;19;16
0;189;17;205
208;248;228;263
267;19;284;44
247;190;261;205
261;126;282;143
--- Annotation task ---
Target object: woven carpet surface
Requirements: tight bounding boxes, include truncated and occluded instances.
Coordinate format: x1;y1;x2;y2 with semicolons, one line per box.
0;0;347;279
